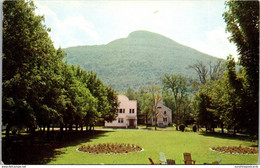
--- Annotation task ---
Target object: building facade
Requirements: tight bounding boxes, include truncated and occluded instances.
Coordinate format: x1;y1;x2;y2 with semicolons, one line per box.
105;95;137;128
151;100;172;127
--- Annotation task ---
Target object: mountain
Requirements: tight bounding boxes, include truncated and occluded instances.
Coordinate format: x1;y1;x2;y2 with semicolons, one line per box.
64;30;222;92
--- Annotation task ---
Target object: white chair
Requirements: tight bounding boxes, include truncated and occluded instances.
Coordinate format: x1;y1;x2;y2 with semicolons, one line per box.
159;152;167;164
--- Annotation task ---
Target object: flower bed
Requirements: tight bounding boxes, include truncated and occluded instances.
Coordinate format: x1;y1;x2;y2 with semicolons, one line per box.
78;143;143;154
211;145;258;154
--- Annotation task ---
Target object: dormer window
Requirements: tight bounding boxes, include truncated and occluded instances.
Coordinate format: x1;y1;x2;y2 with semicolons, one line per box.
164;111;167;115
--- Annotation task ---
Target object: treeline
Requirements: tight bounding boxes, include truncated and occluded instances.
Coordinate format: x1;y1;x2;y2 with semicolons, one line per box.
125;74;194;131
2;1;118;139
193;0;259;136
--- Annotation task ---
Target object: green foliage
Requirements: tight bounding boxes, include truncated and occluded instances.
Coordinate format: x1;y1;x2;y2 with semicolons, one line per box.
64;30;221;92
161;74;190;130
192;55;253;134
2;0;119;136
3;0;59;130
223;0;259;135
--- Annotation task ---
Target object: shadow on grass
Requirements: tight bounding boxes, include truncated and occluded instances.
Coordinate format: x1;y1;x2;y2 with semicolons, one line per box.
199;131;258;143
2;130;112;164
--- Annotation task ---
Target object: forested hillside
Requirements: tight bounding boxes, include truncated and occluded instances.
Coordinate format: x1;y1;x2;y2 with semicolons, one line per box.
65;30;222;92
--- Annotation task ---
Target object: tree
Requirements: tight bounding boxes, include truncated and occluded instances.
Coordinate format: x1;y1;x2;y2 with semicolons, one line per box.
161;74;189;130
125;87;135;100
147;85;162;130
189;60;225;86
140;91;153;128
223;0;259;135
3;0;63;138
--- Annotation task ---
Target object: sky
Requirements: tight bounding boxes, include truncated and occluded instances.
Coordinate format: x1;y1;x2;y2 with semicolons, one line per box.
34;0;238;60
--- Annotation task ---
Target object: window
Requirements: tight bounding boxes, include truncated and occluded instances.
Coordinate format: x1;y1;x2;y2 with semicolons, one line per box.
119;109;125;113
129;109;135;114
164;111;167;115
157;107;162;109
163;118;167;122
118;118;124;123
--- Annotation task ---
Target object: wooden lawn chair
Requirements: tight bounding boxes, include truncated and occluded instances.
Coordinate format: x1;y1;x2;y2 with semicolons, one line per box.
204;158;222;165
212;161;219;164
183;153;196;165
148;157;161;165
167;159;176;165
159;152;167;164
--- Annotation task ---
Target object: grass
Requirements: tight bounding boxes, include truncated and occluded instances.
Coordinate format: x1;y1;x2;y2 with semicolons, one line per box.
46;129;258;165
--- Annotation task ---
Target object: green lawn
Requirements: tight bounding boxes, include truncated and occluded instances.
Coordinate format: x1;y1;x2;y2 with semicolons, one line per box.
47;129;258;165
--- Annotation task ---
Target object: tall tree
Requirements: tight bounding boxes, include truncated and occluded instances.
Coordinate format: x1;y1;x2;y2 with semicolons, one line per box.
189;60;225;86
2;0;63;138
147;85;162;130
223;0;259;135
161;74;189;130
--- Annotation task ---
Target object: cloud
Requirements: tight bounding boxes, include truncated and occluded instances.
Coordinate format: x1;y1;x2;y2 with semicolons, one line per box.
34;1;100;48
34;0;238;61
183;27;238;61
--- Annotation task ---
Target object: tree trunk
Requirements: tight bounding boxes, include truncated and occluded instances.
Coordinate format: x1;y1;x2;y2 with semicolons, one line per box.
60;123;63;133
221;123;224;134
175;111;179;131
75;124;78;132
30;126;35;144
52;125;54;131
146;114;148;129
59;123;63;140
81;125;83;131
47;125;50;133
212;123;215;133
5;125;10;142
154;117;157;130
43;126;45;132
69;123;72;132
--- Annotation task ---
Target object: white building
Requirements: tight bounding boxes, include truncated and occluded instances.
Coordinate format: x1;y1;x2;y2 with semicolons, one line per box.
105;95;137;128
151;100;172;127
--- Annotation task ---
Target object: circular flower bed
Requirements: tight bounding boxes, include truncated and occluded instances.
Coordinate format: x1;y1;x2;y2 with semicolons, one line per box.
211;145;258;154
78;143;143;154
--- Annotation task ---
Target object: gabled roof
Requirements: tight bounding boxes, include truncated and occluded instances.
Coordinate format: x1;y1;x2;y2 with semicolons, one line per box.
156;112;168;118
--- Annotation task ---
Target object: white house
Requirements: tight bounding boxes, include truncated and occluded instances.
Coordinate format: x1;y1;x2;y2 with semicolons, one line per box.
151;100;172;127
105;95;137;128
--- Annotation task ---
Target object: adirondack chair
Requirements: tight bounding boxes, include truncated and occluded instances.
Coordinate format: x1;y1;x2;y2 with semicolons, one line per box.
204;158;222;165
213;158;222;164
148;157;161;165
167;159;176;165
183;153;196;165
159;152;167;164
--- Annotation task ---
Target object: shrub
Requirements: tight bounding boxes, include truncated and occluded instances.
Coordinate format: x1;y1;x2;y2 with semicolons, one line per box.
193;125;197;132
179;124;185;132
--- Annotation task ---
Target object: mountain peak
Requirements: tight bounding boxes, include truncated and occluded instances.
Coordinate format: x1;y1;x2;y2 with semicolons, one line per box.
107;30;177;47
128;30;170;40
